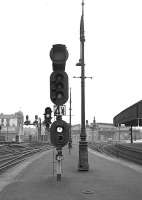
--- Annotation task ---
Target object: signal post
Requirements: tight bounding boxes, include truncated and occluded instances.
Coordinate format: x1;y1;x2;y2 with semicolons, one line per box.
49;44;70;181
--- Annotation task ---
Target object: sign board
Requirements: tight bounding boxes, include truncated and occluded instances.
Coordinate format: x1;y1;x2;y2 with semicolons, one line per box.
53;105;66;116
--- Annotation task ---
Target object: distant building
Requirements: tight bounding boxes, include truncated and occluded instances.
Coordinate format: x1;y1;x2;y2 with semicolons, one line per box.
0;111;24;142
24;127;37;140
23;126;49;142
95;123;115;141
71;122;142;143
71;124;80;144
71;123;98;144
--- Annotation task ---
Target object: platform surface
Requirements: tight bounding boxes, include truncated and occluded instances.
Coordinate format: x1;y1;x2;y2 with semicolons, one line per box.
0;144;142;200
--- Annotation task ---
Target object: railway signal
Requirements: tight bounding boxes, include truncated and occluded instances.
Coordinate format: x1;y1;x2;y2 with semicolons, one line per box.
44;107;52;128
50;119;69;148
50;71;68;106
50;44;69;106
33;115;38;125
49;44;69;181
24;115;31;125
24;115;42;142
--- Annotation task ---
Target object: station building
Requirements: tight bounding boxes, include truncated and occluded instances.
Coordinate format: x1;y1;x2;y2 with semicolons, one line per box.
0;111;24;142
71;122;142;144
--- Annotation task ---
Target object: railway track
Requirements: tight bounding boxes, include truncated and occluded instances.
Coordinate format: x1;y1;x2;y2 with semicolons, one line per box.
88;142;108;153
0;143;52;173
89;142;142;165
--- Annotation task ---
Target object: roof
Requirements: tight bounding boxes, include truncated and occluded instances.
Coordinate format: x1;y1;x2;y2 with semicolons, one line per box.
113;100;142;127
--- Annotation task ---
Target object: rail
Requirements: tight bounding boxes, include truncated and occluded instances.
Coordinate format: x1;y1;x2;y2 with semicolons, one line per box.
88;142;142;165
0;143;52;173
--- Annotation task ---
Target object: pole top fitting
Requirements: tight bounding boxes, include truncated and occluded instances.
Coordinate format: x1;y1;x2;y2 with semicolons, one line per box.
82;0;84;6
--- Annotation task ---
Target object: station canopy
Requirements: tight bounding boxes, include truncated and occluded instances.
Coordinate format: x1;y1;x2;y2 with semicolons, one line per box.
113;100;142;127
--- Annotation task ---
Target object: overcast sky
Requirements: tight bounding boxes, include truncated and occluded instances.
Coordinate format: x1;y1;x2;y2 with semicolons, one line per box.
0;0;142;125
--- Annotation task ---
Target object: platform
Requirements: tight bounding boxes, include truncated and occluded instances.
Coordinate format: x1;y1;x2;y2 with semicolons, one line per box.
0;144;142;200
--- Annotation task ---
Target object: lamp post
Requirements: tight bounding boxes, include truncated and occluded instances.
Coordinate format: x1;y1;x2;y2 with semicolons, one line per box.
77;0;89;171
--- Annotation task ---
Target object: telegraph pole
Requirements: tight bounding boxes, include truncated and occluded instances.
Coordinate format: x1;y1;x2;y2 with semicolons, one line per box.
77;0;89;171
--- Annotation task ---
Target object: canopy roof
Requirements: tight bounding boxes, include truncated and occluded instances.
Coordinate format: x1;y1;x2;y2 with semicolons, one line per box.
113;100;142;127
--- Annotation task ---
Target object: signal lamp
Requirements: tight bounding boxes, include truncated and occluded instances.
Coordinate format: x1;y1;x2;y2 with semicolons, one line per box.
50;71;68;105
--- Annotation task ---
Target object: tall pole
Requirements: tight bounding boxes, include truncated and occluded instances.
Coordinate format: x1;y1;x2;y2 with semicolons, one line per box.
78;0;89;171
38;117;41;141
130;125;133;144
68;88;72;151
6;119;9;142
7;125;8;142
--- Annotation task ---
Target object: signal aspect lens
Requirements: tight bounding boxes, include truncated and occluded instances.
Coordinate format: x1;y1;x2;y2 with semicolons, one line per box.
56;92;64;99
57;126;63;133
56;83;64;89
56;74;64;81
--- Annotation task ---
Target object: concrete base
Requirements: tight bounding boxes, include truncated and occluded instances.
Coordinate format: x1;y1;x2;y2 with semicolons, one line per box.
78;140;89;171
